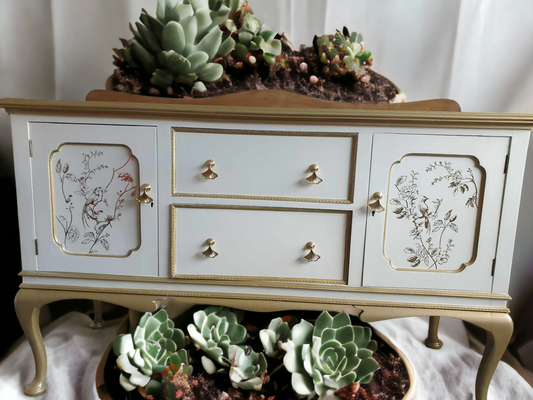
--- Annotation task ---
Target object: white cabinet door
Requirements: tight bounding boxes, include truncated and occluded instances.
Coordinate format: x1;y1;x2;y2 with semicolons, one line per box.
363;133;509;292
30;123;158;276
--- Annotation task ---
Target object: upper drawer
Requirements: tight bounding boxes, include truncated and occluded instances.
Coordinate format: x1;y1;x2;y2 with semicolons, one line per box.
172;128;357;203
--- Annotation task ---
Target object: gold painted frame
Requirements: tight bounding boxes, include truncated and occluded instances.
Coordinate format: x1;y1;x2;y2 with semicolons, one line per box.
49;142;142;258
170;204;352;285
383;153;486;273
171;128;357;204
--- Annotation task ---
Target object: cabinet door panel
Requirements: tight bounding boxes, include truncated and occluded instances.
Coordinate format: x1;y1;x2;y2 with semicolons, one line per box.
30;123;158;276
363;133;509;292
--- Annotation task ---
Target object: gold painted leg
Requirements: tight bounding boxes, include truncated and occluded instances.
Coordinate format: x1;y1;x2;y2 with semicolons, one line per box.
89;300;105;329
425;316;443;349
358;306;513;400
14;289;47;396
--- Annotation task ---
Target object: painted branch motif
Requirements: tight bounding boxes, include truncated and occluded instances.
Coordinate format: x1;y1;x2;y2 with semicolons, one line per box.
390;161;478;270
55;150;136;254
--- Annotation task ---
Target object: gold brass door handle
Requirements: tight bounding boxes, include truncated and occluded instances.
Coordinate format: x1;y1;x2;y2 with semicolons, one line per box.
202;159;218;180
368;192;385;216
306;164;323;185
304;241;321;262
202;238;218;258
136;184;154;204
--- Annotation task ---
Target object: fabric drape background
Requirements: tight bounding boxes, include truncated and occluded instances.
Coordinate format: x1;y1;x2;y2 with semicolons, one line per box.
1;0;532;368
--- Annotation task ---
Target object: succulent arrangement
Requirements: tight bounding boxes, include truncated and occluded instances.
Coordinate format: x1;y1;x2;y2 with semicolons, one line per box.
112;0;404;103
112;307;382;400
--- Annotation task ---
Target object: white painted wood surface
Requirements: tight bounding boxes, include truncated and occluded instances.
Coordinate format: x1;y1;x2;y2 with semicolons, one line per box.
172;206;349;282
173;129;355;202
364;133;509;292
30;123;158;276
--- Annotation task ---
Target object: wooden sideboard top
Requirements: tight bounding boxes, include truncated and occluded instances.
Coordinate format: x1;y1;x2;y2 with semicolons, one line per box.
0;92;532;130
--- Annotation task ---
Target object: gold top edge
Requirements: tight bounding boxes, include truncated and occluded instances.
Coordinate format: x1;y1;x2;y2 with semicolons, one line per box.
1;98;532;129
19;271;511;300
18;283;510;313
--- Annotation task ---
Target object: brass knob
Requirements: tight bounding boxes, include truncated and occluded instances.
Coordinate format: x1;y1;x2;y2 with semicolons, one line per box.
136;183;154;204
306;164;323;185
304;241;321;262
202;238;218;258
202;159;218;180
368;192;385;216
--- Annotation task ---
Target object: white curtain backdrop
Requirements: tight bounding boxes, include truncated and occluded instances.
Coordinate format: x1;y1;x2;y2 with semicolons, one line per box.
1;0;533;363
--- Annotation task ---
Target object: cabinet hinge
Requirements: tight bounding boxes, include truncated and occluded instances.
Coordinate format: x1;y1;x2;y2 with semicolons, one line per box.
504;154;509;174
35;239;39;255
491;258;496;276
29;140;33;157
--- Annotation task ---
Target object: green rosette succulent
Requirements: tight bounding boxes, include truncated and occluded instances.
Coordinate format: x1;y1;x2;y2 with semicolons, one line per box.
114;0;236;91
187;306;247;370
259;317;291;358
280;312;380;399
228;346;268;391
233;12;281;65
314;27;372;80
112;309;190;392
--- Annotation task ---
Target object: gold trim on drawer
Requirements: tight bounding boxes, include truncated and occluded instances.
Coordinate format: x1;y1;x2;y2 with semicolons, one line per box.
171;128;357;203
18;271;511;300
170;204;352;285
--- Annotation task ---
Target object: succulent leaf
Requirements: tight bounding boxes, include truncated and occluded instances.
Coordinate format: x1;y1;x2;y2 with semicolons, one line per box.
259;317;291;358
228;347;268;391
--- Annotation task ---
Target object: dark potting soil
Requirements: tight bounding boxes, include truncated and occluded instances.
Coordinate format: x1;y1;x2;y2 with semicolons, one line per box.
112;47;400;104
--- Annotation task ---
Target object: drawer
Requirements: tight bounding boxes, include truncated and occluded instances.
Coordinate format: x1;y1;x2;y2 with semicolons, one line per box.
172;128;356;203
171;205;351;284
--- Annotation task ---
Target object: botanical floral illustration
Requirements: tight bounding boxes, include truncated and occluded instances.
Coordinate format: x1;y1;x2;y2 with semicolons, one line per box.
54;149;137;254
389;161;478;270
426;160;479;208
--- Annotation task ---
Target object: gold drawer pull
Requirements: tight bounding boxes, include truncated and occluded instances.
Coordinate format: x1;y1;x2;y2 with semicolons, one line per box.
306;164;323;185
368;192;385;216
136;183;154;204
202;159;218;180
304;241;321;262
202;238;218;258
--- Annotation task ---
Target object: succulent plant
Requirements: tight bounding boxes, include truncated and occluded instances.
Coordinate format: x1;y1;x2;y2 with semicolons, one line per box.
280;312;380;400
144;354;193;398
232;12;282;65
228;346;268;391
114;0;236;91
187;306;247;369
112;309;190;392
314;27;372;80
259;317;291;358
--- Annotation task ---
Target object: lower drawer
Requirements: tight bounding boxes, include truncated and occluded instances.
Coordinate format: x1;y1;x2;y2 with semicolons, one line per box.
171;205;351;284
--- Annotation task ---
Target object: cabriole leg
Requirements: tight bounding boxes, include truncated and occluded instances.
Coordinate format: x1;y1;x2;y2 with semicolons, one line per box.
14;289;47;396
89;300;105;329
425;316;443;349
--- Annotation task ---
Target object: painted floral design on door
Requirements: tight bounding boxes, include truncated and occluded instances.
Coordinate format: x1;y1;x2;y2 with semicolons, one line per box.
51;144;140;257
385;156;482;271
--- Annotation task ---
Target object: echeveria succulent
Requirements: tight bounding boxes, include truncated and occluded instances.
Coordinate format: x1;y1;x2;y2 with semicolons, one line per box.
259;317;291;358
228;346;268;391
314;27;372;80
233;12;281;65
114;0;235;91
280;312;379;400
187;306;247;368
112;309;190;392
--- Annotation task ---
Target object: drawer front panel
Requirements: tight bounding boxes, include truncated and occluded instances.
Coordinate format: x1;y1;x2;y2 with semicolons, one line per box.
171;205;351;284
172;129;356;203
30;123;158;276
363;133;509;292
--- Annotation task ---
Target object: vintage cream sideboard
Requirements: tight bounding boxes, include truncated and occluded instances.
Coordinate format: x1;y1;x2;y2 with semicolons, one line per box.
1;97;531;399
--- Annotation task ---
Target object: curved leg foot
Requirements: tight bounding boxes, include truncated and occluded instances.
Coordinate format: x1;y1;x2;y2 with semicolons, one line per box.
89;300;105;329
14;289;47;396
425;316;443;349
